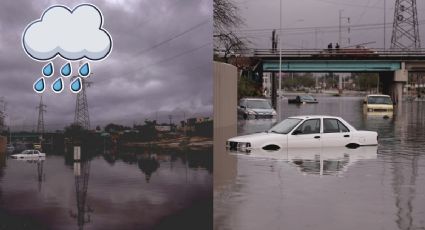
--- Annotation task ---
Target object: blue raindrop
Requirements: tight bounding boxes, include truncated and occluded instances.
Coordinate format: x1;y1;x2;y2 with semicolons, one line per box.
34;77;45;93
42;62;53;77
79;63;90;77
61;62;71;76
52;77;63;92
70;77;82;93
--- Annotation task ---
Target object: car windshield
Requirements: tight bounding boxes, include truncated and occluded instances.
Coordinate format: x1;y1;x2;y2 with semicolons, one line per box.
301;95;314;101
245;100;272;109
22;150;31;154
367;96;392;105
268;118;302;134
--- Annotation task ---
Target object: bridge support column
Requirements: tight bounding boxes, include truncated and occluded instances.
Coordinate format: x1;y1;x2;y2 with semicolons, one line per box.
271;72;277;109
379;64;408;105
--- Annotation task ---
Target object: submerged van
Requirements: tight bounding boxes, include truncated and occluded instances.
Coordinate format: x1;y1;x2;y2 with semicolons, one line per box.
363;94;394;115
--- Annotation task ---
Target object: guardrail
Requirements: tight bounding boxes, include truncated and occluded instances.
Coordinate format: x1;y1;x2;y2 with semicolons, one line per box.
253;49;425;58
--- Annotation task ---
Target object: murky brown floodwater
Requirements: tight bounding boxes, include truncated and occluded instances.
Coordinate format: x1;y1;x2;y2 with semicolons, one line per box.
214;96;425;230
0;147;212;230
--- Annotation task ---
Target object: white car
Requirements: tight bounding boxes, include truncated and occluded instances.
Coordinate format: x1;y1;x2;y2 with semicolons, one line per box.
10;149;46;159
226;115;378;152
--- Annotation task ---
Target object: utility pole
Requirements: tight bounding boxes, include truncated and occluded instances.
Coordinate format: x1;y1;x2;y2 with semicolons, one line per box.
384;0;387;50
168;115;172;126
278;0;282;104
338;10;350;95
271;30;278;108
36;96;46;133
391;0;421;49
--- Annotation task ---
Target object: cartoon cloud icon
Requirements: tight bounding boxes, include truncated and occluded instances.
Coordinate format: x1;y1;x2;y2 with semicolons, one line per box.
22;4;112;61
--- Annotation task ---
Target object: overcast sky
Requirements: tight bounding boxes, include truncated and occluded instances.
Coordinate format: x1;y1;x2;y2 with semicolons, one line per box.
0;0;212;131
234;0;425;49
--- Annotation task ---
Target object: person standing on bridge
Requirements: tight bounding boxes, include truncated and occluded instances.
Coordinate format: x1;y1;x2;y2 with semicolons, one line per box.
335;43;340;49
327;43;333;52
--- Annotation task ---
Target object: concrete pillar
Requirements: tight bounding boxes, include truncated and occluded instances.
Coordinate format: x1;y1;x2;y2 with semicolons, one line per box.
379;65;408;105
271;72;277;109
338;74;343;95
393;68;408;105
213;62;237;189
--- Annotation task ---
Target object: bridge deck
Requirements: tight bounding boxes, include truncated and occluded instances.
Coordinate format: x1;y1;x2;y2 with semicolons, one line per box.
254;49;425;61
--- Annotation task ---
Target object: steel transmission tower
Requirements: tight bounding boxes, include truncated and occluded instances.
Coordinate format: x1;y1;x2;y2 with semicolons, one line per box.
391;0;421;49
36;96;46;133
74;78;92;130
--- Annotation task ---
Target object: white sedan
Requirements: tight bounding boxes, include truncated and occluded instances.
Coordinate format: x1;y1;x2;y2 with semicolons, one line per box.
11;150;46;159
226;115;378;152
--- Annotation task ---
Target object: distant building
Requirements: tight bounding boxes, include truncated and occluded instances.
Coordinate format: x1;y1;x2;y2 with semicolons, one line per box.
155;125;172;132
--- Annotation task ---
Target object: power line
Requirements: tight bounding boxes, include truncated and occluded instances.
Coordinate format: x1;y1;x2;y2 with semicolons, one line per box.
133;19;209;57
116;42;211;80
304;0;388;10
236;20;425;33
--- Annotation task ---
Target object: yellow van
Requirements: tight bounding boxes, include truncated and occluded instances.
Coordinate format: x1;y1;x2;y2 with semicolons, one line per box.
363;94;394;116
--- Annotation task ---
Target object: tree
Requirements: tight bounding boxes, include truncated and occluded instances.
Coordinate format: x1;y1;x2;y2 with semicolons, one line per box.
213;0;248;62
104;123;130;133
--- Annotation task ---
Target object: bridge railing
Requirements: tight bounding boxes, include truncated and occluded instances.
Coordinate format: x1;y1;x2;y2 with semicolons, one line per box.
253;48;425;58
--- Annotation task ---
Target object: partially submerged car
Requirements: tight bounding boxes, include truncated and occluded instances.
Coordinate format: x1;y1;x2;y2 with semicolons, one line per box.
238;98;277;119
227;115;378;152
363;94;393;116
288;95;318;104
10;149;46;159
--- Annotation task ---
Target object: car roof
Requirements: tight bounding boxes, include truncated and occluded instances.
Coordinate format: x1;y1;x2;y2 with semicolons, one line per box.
288;115;342;120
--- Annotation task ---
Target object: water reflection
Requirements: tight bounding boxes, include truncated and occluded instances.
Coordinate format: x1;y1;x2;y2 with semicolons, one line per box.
230;146;377;176
0;145;212;230
71;160;92;230
137;153;160;182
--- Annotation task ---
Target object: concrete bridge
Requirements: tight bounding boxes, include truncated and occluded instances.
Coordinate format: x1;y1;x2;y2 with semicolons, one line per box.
249;49;425;105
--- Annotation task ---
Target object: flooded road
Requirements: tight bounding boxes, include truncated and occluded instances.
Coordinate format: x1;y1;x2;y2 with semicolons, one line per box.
0;147;212;230
214;96;425;230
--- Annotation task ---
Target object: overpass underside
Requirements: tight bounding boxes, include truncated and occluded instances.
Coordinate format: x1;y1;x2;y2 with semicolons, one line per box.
257;59;425;105
262;60;401;73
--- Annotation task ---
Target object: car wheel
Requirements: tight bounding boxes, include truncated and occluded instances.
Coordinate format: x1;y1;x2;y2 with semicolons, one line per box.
262;144;280;151
346;143;360;149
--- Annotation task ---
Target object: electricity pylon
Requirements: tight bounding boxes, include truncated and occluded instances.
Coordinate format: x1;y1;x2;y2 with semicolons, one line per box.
73;61;92;130
391;0;421;49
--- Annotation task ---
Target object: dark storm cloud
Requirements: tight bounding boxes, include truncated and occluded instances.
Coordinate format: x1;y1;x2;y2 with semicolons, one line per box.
0;0;212;131
235;0;425;49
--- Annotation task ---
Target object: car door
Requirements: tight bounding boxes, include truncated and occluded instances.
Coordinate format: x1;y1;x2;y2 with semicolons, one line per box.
321;118;352;147
287;118;321;148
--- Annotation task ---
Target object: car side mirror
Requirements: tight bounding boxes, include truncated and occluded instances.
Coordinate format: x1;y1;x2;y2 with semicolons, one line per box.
292;130;302;135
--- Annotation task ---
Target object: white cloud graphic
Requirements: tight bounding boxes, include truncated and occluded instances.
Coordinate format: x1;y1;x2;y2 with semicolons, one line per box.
22;4;112;61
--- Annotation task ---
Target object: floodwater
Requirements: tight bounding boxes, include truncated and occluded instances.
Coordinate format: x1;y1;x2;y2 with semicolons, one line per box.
214;96;425;230
0;146;212;230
